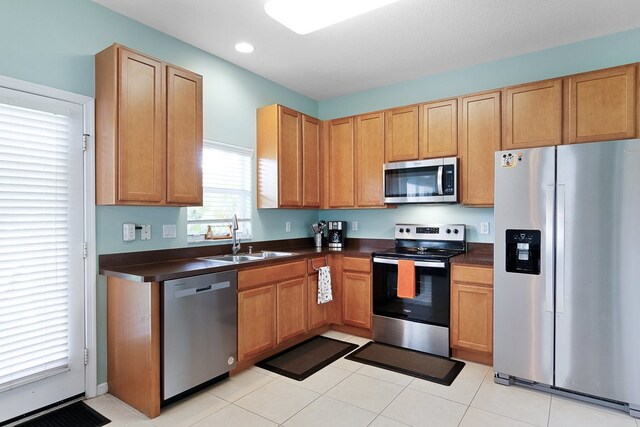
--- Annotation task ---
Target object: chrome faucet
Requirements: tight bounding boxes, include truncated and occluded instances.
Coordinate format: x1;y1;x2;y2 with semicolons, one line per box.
231;214;241;254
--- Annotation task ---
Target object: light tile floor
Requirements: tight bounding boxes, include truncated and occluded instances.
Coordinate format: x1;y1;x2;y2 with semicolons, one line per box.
86;332;640;427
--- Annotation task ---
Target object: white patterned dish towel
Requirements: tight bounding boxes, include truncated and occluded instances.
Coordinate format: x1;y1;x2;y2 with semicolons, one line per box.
317;266;333;304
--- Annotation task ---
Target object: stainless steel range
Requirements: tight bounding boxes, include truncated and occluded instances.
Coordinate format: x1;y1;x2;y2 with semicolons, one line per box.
372;224;465;357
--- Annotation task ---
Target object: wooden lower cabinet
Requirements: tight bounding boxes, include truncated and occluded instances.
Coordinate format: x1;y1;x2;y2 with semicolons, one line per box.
237;285;276;361
276;277;307;343
341;257;372;330
307;256;329;330
450;264;494;365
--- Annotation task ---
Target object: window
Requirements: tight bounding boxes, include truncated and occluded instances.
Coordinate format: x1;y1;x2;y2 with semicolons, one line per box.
0;86;85;393
187;140;253;242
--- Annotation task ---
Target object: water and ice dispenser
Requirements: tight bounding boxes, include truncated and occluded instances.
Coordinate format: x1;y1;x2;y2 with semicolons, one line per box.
505;229;541;275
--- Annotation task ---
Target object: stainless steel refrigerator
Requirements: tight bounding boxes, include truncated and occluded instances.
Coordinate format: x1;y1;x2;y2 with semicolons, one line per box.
494;139;640;417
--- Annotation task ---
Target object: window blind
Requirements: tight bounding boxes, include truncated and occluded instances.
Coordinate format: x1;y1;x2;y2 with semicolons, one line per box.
187;141;253;241
0;98;73;391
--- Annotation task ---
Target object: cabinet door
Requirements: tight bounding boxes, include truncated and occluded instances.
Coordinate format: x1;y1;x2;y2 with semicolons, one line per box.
278;106;303;207
567;64;637;144
328;117;355;207
307;274;328;330
459;91;501;206
302;115;321;207
276;277;307;344
166;65;203;205
355;112;385;207
385;105;419;162
450;283;493;354
342;272;371;330
118;48;166;203
503;79;562;149
419;99;458;158
238;286;276;361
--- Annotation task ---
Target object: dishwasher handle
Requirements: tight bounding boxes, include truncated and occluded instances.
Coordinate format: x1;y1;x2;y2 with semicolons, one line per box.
174;280;231;299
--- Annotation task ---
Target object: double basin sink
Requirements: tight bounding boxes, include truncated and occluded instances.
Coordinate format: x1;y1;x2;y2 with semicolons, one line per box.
199;251;297;266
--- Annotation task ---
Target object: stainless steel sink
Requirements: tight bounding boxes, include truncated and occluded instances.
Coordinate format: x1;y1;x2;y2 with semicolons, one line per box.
199;251;297;264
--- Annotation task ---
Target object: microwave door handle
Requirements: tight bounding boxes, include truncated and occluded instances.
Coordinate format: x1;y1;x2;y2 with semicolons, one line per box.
437;166;443;195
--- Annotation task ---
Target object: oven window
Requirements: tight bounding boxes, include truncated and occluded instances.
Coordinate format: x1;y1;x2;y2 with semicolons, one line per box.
385;167;439;198
373;262;450;326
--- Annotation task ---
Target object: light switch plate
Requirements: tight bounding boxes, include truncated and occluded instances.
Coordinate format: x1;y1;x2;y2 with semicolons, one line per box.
285;221;291;232
163;224;177;238
123;223;136;241
141;224;151;240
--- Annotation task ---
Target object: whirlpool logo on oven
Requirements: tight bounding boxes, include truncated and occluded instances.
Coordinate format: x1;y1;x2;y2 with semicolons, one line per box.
501;152;523;168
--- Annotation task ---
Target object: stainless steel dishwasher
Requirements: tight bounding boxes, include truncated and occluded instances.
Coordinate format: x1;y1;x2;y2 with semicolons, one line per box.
162;270;237;400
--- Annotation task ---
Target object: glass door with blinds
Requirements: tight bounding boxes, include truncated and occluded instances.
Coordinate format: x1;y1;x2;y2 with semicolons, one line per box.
0;86;86;422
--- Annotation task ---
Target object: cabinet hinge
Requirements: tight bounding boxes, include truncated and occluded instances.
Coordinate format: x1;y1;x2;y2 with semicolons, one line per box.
84;348;89;366
83;242;88;259
82;133;90;151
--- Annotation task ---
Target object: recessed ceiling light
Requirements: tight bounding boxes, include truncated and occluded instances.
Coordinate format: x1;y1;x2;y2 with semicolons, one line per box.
264;0;400;35
235;42;255;53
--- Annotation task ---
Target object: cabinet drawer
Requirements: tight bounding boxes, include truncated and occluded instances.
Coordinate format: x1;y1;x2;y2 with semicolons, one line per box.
238;260;306;290
307;257;328;274
343;256;371;273
451;265;493;286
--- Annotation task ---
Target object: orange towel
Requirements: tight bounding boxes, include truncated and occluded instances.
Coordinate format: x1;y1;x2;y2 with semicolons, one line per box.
397;259;416;298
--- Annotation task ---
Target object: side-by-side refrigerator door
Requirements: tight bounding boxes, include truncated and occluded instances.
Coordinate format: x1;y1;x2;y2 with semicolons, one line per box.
555;140;640;409
494;147;555;385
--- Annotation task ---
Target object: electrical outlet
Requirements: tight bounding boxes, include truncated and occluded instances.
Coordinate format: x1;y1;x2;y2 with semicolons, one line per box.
123;223;136;241
285;221;291;232
352;221;358;231
141;224;151;240
480;222;490;235
163;224;177;238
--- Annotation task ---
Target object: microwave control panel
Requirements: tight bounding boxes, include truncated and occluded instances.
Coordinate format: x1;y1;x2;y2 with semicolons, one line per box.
443;165;455;195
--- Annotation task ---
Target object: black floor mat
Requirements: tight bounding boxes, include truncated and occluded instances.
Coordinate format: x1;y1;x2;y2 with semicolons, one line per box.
345;341;465;386
16;401;110;427
256;336;358;381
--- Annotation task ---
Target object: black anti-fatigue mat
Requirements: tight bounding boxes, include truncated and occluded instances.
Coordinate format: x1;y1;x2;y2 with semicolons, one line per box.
15;400;110;427
345;341;465;386
256;336;358;381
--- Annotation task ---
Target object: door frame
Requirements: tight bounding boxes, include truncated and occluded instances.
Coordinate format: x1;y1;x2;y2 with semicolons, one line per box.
0;75;97;398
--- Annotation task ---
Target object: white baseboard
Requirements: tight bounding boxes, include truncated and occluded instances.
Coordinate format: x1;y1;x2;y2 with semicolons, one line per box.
96;382;108;396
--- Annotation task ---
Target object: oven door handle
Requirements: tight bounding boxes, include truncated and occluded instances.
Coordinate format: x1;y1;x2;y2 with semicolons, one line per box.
373;257;446;269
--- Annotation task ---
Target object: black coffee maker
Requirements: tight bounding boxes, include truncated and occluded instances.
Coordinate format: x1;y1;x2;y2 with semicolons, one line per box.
327;221;347;248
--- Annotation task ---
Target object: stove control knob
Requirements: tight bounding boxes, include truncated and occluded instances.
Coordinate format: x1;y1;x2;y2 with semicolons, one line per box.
405;228;411;233
399;228;404;233
453;229;459;234
446;228;452;234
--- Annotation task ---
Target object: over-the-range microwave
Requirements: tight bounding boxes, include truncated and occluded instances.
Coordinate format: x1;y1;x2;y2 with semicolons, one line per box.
383;157;457;204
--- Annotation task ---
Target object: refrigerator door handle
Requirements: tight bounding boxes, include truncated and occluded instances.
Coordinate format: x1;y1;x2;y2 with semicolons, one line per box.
545;185;554;313
556;184;565;314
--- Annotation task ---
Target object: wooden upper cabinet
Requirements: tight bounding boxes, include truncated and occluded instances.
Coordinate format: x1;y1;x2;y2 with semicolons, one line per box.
385;105;419;162
567;64;637;144
503;79;563;149
328;117;355;208
166;66;203;205
458;91;501;206
355;112;385;207
302;115;321;207
278;106;303;207
419;99;458;158
256;104;321;208
95;44;203;206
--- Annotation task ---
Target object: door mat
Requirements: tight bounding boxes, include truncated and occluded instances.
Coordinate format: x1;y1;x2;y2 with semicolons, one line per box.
345;341;465;386
16;401;110;427
256;336;358;381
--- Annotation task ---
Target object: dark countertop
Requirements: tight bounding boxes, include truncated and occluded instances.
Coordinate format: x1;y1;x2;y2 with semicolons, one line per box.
99;238;394;282
451;242;494;267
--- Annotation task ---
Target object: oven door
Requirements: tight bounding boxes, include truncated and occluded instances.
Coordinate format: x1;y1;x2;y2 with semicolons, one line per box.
372;256;450;326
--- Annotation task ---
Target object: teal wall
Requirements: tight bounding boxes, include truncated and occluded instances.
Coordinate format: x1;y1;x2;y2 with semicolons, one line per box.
317;27;640;244
2;0;640;388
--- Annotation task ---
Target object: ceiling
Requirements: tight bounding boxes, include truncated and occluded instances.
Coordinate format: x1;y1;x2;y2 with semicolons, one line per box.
92;0;640;100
